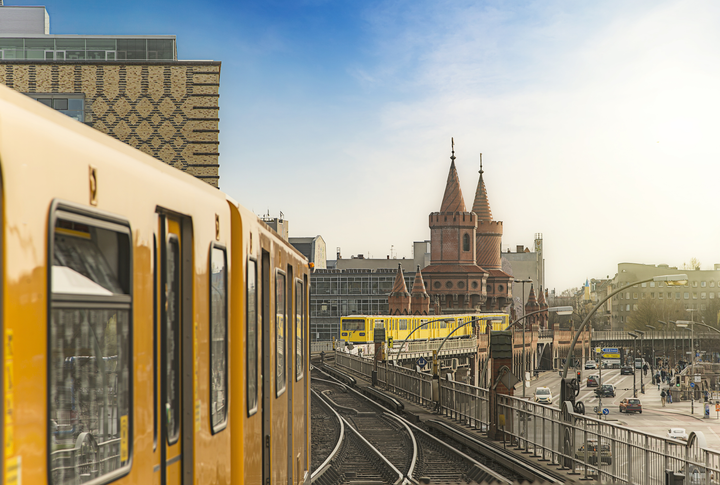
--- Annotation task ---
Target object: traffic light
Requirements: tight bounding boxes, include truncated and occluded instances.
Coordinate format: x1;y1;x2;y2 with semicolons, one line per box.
577;371;582;382
676;376;681;387
388;336;394;349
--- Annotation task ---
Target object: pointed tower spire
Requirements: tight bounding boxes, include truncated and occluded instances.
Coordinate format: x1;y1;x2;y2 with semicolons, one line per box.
471;153;493;221
410;266;430;315
388;263;411;314
440;137;467;213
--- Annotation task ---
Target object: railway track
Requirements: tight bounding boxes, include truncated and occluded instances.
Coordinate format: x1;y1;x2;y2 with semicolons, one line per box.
311;367;515;485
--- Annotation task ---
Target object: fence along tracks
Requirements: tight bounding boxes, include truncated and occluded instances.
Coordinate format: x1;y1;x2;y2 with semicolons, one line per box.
311;367;513;485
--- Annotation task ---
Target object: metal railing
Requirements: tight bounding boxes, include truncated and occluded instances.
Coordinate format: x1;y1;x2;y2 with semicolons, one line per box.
497;394;720;484
328;350;720;484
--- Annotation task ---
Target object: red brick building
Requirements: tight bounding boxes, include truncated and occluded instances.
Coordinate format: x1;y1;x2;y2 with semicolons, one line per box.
420;142;513;314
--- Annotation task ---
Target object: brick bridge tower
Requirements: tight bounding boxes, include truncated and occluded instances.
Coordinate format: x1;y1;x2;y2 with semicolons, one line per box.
471;154;513;311
422;139;489;313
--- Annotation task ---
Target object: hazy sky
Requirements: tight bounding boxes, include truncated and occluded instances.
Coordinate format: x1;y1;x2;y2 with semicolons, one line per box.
20;0;720;292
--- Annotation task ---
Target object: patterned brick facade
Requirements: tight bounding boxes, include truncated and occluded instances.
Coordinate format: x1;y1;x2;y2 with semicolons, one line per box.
0;60;221;187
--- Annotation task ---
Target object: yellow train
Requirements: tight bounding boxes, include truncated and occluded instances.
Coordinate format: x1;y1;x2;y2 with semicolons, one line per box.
0;84;310;484
340;312;510;345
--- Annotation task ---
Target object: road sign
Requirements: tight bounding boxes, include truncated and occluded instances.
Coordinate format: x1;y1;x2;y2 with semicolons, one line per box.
595;347;602;353
417;357;427;368
691;382;695;388
602;348;619;354
602;408;609;415
603;353;620;359
695;375;702;382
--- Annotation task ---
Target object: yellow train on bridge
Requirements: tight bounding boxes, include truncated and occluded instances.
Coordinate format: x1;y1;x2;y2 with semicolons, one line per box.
340;312;510;346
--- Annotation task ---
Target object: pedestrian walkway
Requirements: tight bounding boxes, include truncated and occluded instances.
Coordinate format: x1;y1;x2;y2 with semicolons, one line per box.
633;380;717;421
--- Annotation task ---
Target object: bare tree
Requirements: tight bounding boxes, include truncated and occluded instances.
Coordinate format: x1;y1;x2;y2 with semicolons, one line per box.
626;298;685;331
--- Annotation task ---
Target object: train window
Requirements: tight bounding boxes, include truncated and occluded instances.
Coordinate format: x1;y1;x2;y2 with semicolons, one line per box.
399;319;407;330
276;271;286;396
295;279;304;381
440;319;447;329
49;212;132;484
342;319;364;331
164;235;181;445
210;246;227;432
247;259;258;415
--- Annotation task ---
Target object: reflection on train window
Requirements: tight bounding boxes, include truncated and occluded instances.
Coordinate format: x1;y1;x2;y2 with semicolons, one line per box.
296;280;304;381
276;271;286;396
210;246;227;431
399;319;407;331
247;259;258;415
164;236;181;445
49;215;131;484
342;319;364;332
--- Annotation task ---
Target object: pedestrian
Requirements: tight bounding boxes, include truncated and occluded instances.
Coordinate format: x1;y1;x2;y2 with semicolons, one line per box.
657;378;661;391
661;389;667;407
667;390;672;404
704;390;709;403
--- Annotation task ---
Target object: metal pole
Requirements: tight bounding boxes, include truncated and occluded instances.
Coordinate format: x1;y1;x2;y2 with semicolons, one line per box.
523;284;526;398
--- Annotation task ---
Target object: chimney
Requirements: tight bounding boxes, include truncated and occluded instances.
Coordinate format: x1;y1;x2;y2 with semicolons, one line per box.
516;245;524;253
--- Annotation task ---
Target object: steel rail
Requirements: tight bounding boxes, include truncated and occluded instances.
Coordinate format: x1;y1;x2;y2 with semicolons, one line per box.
309;389;345;482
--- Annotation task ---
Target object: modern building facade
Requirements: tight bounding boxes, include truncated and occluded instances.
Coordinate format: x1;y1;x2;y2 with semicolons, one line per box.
0;5;220;186
610;262;720;329
503;234;545;317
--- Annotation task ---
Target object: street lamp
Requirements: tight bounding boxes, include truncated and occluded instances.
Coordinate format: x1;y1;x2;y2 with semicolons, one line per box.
628;332;639;397
646;325;656;369
636;330;645;393
675;320;695;371
658;320;671;367
560;274;688;381
514;278;533;398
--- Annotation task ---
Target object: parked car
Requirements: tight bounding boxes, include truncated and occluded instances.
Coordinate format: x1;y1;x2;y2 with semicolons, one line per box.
534;386;553;404
620;366;634;375
619;398;642;413
575;439;612;465
585;360;597;370
595;384;616;398
586;375;599;387
667;428;689;441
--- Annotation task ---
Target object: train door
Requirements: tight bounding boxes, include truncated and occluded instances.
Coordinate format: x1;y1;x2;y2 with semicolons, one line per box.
261;250;271;484
158;214;193;485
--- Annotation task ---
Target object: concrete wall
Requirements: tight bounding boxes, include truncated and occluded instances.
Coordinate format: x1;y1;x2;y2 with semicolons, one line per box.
0;7;48;35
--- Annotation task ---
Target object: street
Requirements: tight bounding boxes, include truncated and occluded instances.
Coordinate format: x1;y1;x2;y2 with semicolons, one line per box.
520;367;720;451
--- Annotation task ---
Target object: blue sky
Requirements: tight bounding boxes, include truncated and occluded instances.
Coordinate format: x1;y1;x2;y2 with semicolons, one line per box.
15;0;720;291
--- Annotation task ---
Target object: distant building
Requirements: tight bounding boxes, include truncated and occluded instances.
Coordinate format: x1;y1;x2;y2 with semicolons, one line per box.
609;262;720;329
0;5;221;186
289;236;326;270
503;234;545;317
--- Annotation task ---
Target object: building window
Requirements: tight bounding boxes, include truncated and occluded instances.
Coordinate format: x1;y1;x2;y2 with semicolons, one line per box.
692;281;698;287
641;293;646;299
693;292;697;299
650;282;655;288
641;283;647;288
27;94;84;122
463;233;470;251
684;292;689;300
445;281;453;289
625;304;630;311
626;292;630;299
633;293;638;299
701;292;706;300
710;293;715;299
701;281;707;287
658;292;663;299
650;292;654;299
633;304;638;311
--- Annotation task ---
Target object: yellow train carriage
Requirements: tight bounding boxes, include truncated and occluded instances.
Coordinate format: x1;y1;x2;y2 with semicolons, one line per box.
0;84;310;485
340;312;509;346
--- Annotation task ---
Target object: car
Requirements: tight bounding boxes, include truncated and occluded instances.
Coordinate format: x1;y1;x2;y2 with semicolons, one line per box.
587;375;599;387
595;384;616;398
619;398;642;413
585;360;597;370
534;386;552;404
635;358;645;369
575;439;612;465
667;428;689;441
621;366;634;375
